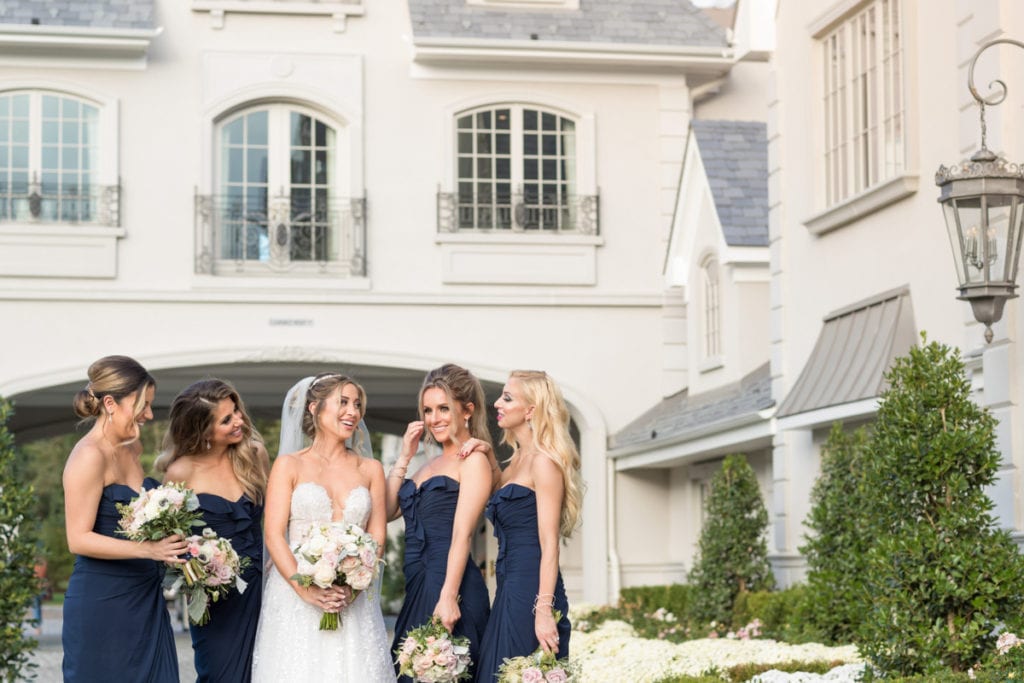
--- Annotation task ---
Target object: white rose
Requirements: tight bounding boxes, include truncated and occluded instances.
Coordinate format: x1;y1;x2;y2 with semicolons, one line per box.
312;561;336;588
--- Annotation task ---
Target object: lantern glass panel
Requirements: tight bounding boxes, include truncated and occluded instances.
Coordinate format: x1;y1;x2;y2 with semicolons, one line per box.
943;200;968;286
1008;196;1024;283
986;195;1015;282
953;197;986;284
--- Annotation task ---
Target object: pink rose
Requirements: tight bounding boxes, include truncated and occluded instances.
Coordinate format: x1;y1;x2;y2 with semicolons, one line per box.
347;566;374;590
545;669;568;683
401;637;418;656
522;667;544;683
339;555;361;572
360;548;376;567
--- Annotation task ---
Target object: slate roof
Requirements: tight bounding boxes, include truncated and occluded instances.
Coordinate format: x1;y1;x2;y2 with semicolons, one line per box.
609;362;774;451
690;119;768;247
0;0;156;29
407;0;728;48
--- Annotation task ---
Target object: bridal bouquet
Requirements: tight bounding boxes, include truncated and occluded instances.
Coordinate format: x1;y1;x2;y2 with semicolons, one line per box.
496;648;575;683
290;520;381;630
395;616;472;682
116;482;204;542
163;527;251;626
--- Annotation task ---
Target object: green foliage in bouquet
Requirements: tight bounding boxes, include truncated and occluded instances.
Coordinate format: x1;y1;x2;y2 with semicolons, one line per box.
799;423;872;644
0;398;40;682
687;454;774;626
856;334;1024;675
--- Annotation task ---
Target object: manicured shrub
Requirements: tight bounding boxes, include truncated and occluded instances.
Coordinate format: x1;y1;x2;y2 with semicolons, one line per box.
857;335;1024;675
0;398;40;681
687;454;774;625
800;423;872;644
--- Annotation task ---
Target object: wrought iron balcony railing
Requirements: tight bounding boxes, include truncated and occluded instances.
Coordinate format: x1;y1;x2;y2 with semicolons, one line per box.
194;194;366;276
437;190;599;235
0;182;120;227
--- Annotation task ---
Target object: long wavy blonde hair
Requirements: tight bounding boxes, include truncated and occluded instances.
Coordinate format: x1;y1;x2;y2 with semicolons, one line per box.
155;379;269;504
502;370;583;538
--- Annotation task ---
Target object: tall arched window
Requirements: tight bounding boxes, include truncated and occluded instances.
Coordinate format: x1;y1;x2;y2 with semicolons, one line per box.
216;105;337;265
702;258;721;360
0;91;99;223
454;105;578;232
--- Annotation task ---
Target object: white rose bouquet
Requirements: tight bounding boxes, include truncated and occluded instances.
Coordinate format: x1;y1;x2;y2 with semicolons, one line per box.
395;616;472;682
116;482;204;542
163;527;251;626
290;520;382;630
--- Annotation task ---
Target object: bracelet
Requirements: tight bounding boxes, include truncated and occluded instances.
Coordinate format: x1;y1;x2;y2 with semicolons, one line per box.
389;466;407;480
531;593;555;615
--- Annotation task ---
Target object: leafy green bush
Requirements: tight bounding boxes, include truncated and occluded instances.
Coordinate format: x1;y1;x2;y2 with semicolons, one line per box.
733;585;820;643
0;398;40;681
800;423;872;644
687;454;774;625
857;335;1024;675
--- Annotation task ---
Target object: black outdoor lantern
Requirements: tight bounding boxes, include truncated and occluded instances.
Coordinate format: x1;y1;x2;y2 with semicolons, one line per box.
937;39;1024;343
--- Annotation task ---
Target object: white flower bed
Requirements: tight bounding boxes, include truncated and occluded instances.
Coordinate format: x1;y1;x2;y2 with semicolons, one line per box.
570;619;861;683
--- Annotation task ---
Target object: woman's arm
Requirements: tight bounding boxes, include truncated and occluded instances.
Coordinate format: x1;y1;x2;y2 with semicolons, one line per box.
263;455;342;611
63;443;186;563
458;438;501;492
433;452;491;631
532;454;565;654
366;458;388;556
385;421;423;521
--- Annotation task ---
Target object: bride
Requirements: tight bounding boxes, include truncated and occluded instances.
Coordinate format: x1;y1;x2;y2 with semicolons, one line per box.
252;374;396;682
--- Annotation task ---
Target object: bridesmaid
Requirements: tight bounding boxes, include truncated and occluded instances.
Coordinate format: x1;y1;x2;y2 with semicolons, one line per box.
158;379;270;682
386;364;494;681
62;355;185;682
474;371;583;682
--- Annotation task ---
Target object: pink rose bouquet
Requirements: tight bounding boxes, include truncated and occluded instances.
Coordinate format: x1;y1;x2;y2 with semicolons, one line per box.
115;482;204;541
394;616;472;682
496;649;574;683
290;520;381;630
163;527;251;625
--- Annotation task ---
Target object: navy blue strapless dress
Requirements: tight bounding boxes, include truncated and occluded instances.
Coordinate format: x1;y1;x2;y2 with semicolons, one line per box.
474;484;570;683
392;476;490;682
189;494;264;683
62;476;179;682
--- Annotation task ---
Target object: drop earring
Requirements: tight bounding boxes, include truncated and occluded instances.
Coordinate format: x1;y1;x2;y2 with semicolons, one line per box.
205;440;211;451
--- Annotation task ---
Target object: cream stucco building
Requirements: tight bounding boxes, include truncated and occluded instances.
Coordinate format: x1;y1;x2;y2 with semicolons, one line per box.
0;0;777;604
7;0;1018;604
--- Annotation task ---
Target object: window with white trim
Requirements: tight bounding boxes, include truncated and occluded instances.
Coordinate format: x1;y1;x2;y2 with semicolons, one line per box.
200;103;365;276
445;104;597;234
702;258;721;360
822;0;904;207
0;91;108;225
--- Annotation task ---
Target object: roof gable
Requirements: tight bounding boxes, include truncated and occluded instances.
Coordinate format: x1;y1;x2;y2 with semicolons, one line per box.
690;119;768;247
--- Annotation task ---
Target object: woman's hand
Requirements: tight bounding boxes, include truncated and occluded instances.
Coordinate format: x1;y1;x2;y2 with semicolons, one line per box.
535;609;559;654
298;584;344;613
457;437;491;459
433;593;461;632
147;534;188;564
335;585;354;611
401;421;425;462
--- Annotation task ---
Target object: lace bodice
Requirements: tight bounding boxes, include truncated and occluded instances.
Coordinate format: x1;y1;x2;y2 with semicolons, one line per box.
287;483;372;541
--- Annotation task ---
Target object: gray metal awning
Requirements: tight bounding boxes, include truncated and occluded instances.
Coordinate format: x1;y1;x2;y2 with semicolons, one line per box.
776;286;917;418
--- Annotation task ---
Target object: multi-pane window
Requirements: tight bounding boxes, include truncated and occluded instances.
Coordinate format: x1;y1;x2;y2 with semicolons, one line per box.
218;106;335;263
455;105;577;231
0;92;98;222
822;0;903;206
702;259;721;359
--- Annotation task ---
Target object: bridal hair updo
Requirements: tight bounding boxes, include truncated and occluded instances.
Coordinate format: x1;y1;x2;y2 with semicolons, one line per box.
302;373;368;452
155;379;269;504
419;364;491;449
72;355;155;427
502;370;583;539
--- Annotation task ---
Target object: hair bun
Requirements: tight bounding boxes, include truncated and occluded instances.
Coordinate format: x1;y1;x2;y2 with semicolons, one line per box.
72;389;101;418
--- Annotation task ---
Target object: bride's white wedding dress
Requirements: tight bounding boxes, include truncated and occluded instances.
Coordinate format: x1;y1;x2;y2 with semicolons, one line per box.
252;482;396;682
